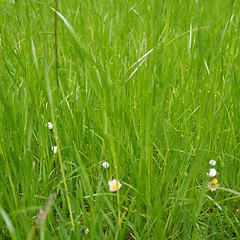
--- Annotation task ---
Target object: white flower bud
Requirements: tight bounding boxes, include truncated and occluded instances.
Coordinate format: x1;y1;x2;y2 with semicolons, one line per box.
207;168;217;177
51;146;58;154
101;161;109;168
46;122;53;130
209;159;216;166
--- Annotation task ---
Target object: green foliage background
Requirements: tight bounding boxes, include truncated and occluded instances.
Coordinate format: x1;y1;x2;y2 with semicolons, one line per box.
0;0;239;239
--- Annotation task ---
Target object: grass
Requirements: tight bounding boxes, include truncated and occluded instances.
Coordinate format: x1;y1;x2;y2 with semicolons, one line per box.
0;0;240;239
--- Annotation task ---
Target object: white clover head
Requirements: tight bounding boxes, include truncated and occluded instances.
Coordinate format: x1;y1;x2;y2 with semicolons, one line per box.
108;179;122;192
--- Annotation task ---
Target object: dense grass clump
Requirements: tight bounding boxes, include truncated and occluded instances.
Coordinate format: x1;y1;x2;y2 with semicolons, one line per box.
0;0;239;239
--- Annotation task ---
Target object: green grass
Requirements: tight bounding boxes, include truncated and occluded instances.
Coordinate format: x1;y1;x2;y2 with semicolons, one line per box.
0;0;240;239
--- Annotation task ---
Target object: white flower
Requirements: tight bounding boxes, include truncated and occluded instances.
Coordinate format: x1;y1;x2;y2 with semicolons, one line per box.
51;146;58;154
208;178;220;191
85;228;89;234
46;122;53;130
207;168;217;177
209;159;216;166
108;179;122;192
101;161;109;168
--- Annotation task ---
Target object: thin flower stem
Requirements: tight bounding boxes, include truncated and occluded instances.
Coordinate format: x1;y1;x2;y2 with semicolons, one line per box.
54;0;59;85
116;185;121;229
110;139;121;229
44;50;75;231
40;221;45;240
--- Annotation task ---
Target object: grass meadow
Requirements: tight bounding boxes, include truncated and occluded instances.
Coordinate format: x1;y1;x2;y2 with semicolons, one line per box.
0;0;240;239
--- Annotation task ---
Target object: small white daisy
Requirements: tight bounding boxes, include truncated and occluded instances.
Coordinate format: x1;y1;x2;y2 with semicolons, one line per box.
108;179;122;192
208;178;220;191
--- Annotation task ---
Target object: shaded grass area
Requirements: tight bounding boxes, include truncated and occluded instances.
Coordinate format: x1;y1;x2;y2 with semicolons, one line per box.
0;0;240;239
